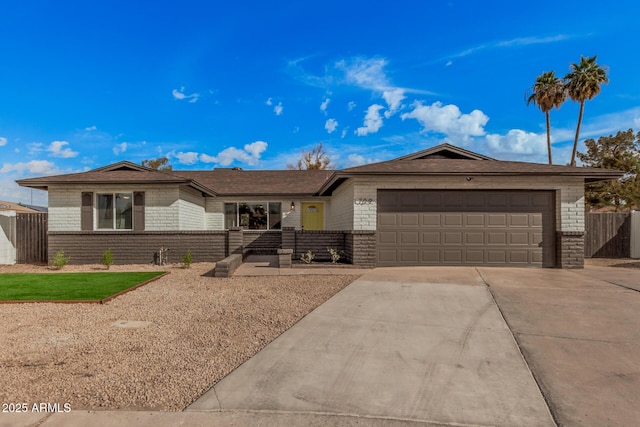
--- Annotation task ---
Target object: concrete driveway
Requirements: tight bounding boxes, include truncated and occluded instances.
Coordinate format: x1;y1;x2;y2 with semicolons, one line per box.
188;267;554;426
482;265;640;427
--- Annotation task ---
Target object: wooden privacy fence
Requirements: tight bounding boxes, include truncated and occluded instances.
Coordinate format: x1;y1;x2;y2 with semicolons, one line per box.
16;213;48;264
584;212;631;258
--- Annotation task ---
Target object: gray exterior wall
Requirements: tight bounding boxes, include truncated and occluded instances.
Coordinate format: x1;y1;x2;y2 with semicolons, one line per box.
49;231;227;265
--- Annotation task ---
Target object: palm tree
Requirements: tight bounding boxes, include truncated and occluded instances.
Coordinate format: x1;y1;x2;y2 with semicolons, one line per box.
526;71;566;164
564;55;609;166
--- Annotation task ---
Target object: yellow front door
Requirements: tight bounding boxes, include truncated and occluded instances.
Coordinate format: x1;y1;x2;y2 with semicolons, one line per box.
301;203;324;230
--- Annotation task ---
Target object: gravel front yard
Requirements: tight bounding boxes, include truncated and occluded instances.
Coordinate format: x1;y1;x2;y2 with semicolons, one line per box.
0;263;359;411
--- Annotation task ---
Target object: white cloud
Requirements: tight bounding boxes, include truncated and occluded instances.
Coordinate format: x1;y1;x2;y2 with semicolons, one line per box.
401;101;489;141
337;57;390;91
341;128;348;138
274;102;283;116
85;125;97;131
356;104;385;136
48;140;79;158
485;130;547;156
28;142;43;154
344;154;381;167
320;98;330;115
112;142;128;155
347;101;356;111
173;151;200;165
446;61;453;67
447;34;573;61
0;160;60;175
382;89;406;118
200;141;268;166
325;118;339;134
172;87;199;103
0;137;7;147
266;97;273;106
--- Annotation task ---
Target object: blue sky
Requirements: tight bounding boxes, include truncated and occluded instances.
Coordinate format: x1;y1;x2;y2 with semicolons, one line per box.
1;0;639;205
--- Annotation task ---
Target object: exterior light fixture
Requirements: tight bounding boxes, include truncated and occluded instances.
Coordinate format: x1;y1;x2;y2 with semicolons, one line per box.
290;201;296;211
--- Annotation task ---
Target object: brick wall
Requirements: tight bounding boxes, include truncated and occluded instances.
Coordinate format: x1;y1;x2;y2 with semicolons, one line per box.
556;231;585;268
294;230;346;262
178;186;205;230
243;230;282;252
49;231;227;265
345;231;376;267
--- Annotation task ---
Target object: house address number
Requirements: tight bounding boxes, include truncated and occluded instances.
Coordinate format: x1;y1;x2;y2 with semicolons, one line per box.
354;198;374;205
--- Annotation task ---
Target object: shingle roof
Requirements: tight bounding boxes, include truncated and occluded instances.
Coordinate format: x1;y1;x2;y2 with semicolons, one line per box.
174;170;334;196
16;145;624;197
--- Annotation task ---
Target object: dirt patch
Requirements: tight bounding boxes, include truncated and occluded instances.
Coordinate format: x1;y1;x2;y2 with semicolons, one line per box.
0;263;359;411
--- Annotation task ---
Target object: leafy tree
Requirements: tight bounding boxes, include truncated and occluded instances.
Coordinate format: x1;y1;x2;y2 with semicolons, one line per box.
578;129;640;211
287;143;332;170
564;55;609;166
526;70;566;164
141;156;172;171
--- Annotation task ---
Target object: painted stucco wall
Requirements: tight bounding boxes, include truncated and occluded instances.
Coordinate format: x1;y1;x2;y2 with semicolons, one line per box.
346;175;585;232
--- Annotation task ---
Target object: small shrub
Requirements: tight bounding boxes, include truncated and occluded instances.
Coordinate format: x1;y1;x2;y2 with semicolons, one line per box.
327;247;342;264
300;250;315;264
101;248;113;269
51;250;70;270
182;250;193;268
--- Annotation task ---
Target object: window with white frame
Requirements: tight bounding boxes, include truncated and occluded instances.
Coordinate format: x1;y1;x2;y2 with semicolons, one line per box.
97;193;133;229
224;202;281;230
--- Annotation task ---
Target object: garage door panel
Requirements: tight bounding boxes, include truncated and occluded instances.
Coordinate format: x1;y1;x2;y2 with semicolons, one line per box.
443;193;463;208
510;232;529;245
398;193;420;209
378;249;398;263
487;250;507;263
444;214;463;226
488;214;507;227
399;249;419;262
465;193;486;208
465;232;484;244
510;214;530;227
443;250;463;262
443;232;462;244
487;232;507;245
508;251;529;263
378;213;398;226
421;213;441;226
400;213;419;226
421;193;442;208
422;232;441;244
510;194;530;207
465;250;484;263
377;190;555;267
421;249;440;263
465;214;485;227
400;232;419;244
378;231;398;244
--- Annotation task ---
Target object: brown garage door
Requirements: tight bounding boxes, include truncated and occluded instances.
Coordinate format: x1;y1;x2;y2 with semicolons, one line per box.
377;190;555;267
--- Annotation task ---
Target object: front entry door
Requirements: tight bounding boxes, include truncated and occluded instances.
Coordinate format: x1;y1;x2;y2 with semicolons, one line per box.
301;203;324;230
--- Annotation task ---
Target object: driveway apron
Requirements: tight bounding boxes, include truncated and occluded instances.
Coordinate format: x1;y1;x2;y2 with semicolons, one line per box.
188;267;554;426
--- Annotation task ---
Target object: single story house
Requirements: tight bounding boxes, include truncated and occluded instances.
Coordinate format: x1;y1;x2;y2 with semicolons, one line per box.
16;144;622;268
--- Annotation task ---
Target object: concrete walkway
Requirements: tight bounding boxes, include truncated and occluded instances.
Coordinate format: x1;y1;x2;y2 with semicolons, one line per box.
234;254;372;276
188;267;554;426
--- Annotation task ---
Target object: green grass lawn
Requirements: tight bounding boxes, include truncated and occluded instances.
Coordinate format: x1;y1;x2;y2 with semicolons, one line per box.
0;272;165;301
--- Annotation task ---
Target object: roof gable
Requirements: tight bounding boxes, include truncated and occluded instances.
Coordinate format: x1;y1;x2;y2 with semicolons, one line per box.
91;161;156;173
392;143;494;161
